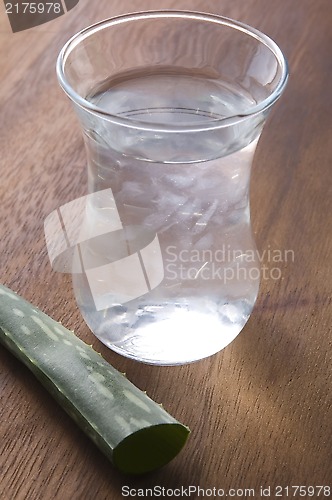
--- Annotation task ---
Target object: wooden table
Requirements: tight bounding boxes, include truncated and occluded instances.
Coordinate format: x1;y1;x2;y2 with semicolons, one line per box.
1;1;331;498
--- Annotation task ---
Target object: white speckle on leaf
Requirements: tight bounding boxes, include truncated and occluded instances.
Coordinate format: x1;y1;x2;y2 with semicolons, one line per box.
114;415;131;434
20;325;31;335
88;373;114;401
123;390;151;413
63;339;72;346
91;372;105;382
75;345;85;353
0;288;19;300
96;384;115;401
79;351;91;360
31;316;59;342
13;308;25;318
54;326;65;336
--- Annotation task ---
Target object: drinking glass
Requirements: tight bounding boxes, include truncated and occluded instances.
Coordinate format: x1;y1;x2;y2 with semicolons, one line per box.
56;11;288;364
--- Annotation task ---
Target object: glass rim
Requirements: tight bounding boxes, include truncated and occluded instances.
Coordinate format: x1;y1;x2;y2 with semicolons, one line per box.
56;10;289;133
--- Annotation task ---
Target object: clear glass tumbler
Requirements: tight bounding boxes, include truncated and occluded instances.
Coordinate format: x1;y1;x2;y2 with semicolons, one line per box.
56;11;288;365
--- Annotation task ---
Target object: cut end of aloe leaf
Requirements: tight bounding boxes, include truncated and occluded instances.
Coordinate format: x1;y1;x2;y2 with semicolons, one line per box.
113;423;190;475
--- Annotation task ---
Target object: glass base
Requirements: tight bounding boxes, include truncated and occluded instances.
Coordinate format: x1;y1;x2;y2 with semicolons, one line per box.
73;273;257;365
91;311;250;365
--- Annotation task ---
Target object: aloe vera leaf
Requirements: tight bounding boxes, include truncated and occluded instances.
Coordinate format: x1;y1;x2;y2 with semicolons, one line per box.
0;284;190;474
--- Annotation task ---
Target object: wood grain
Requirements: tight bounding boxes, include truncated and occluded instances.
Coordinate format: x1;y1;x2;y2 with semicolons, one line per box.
1;1;331;499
